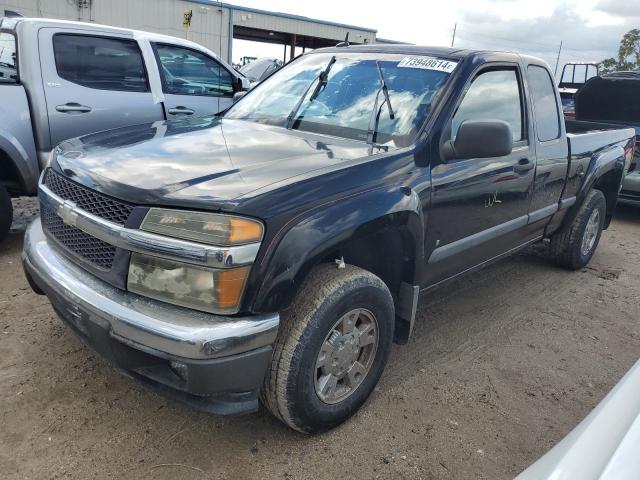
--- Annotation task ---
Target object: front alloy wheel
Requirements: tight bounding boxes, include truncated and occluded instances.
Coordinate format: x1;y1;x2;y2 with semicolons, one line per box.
315;308;378;404
261;264;394;434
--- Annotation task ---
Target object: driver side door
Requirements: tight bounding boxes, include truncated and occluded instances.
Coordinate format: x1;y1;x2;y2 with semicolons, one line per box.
424;65;536;287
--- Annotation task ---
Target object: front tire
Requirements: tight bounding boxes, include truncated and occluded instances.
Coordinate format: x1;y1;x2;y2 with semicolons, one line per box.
0;184;12;243
550;189;606;270
261;264;394;434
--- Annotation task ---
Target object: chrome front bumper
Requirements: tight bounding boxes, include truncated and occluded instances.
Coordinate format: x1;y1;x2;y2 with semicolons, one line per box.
22;219;279;361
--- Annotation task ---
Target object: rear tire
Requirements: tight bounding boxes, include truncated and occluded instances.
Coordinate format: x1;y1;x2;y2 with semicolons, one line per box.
0;184;12;243
261;264;394;434
550;189;606;270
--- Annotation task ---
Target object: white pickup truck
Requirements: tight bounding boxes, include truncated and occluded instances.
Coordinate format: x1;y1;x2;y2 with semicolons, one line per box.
0;17;250;241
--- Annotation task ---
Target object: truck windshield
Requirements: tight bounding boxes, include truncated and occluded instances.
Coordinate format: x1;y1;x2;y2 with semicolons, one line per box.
225;52;456;147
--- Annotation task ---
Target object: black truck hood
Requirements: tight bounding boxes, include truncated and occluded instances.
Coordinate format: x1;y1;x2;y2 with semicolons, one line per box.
53;116;373;209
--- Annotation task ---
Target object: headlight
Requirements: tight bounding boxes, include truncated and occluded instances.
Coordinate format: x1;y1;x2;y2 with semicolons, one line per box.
140;208;263;246
128;253;250;314
131;209;262;314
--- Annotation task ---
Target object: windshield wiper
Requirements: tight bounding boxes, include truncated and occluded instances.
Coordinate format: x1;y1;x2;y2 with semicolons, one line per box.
366;61;395;145
285;55;336;129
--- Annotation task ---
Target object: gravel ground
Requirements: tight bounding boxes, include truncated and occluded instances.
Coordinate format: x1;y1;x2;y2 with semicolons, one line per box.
1;198;639;480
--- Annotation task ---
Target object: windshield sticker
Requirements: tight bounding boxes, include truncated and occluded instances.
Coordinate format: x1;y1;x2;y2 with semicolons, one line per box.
397;57;458;73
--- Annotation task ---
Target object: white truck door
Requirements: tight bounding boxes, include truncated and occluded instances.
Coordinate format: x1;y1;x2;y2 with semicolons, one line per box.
38;28;165;148
151;42;235;118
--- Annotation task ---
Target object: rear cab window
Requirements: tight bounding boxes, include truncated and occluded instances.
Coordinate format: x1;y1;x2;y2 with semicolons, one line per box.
53;34;149;92
0;32;18;83
527;65;561;142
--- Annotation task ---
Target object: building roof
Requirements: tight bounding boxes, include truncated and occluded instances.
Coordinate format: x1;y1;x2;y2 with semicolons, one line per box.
374;38;412;45
183;0;377;33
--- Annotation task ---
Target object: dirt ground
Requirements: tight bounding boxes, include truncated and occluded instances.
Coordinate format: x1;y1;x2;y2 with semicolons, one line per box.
1;198;639;480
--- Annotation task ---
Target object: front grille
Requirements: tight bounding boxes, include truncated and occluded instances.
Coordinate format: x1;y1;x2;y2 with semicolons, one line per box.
43;169;133;225
42;206;117;270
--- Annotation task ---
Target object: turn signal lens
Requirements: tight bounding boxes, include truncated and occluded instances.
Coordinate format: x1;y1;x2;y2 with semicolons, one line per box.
229;217;264;244
141;209;263;246
216;266;252;310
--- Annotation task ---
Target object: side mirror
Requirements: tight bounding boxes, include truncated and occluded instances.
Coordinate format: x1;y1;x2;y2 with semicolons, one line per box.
442;119;513;161
239;76;251;91
233;91;247;102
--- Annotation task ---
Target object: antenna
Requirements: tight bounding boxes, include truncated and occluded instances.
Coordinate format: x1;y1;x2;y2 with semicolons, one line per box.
336;32;350;47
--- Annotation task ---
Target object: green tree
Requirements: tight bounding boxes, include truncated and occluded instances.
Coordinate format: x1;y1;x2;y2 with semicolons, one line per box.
599;28;640;74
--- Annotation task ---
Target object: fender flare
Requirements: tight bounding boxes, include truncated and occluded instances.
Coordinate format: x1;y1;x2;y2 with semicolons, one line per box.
248;185;425;314
0;130;37;194
561;144;625;231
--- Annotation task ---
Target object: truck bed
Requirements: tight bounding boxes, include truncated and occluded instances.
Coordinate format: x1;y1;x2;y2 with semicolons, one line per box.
565;119;635;160
559;119;636;206
567;118;640;164
565;118;634;135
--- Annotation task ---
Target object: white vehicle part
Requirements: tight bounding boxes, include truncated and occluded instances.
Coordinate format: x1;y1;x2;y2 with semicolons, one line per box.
517;358;640;480
134;33;165;104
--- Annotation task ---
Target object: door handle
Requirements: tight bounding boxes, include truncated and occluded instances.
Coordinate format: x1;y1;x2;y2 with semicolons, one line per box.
514;158;534;174
168;106;195;115
56;102;92;113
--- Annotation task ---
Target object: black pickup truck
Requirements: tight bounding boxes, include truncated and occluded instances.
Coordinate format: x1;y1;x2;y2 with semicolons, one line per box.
22;45;636;433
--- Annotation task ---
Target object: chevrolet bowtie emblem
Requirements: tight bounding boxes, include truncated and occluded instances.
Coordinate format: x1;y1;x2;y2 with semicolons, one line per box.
58;200;79;227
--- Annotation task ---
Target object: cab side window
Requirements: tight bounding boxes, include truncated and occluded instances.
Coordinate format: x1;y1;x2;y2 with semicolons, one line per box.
528;65;561;141
53;34;148;92
0;32;18;83
155;44;234;97
452;69;524;141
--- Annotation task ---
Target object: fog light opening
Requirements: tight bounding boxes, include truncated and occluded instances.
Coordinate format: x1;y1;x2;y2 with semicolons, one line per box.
169;360;188;380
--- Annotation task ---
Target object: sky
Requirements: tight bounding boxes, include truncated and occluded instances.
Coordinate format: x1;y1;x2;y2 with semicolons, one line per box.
231;0;640;76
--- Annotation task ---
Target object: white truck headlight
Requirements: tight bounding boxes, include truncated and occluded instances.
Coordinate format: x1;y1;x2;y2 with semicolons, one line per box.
127;253;250;314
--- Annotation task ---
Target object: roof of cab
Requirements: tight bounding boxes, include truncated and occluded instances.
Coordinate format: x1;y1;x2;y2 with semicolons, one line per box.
315;44;475;59
313;44;550;69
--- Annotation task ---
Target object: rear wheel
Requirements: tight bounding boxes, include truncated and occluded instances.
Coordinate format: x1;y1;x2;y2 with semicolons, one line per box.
261;264;394;434
550;189;606;270
0;184;12;243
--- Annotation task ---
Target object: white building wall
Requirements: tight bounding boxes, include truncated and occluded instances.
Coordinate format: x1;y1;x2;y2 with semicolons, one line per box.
1;0;230;59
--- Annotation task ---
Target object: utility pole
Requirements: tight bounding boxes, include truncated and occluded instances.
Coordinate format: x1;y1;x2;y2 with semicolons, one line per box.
451;23;457;47
554;40;563;77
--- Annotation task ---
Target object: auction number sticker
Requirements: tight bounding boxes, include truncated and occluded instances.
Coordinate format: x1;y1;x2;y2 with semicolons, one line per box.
397;57;458;73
